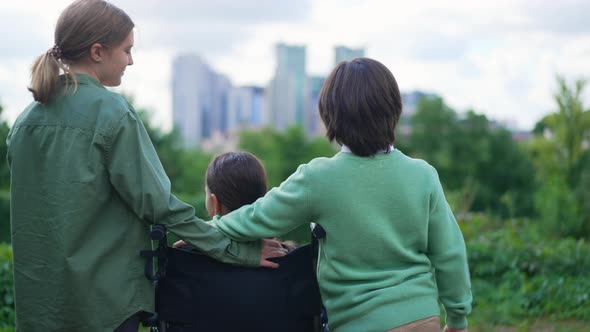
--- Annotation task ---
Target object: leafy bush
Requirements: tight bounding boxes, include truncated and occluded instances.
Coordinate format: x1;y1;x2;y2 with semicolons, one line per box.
0;244;14;328
0;191;10;244
462;215;590;323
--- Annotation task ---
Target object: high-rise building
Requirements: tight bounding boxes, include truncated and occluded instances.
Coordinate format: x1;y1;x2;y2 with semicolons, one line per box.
172;55;206;147
227;86;267;132
249;87;267;127
172;54;232;146
207;73;231;138
173;45;370;146
267;43;308;131
334;46;365;65
306;75;326;136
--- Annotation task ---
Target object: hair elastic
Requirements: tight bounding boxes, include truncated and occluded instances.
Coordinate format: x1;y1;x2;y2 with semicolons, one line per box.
47;45;63;60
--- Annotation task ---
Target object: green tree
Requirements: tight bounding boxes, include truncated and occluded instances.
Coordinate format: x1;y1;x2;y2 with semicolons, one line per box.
407;97;535;217
239;127;286;188
239;125;336;188
126;95;213;195
552;77;590;186
408;97;458;185
0;104;10;189
0;103;11;243
530;76;590;237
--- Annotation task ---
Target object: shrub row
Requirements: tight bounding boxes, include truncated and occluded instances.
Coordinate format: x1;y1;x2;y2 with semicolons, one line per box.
463;216;590;323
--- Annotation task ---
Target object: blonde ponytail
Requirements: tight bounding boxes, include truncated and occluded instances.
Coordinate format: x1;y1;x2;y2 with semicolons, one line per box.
29;48;75;105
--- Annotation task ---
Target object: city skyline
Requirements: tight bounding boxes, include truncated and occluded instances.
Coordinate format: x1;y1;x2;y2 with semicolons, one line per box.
171;44;443;148
172;45;364;146
1;0;589;132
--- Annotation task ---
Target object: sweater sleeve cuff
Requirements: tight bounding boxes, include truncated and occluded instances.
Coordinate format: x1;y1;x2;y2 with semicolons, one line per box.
227;239;262;267
446;314;467;329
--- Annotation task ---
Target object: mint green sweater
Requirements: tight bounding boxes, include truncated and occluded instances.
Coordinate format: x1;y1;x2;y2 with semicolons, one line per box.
214;150;472;331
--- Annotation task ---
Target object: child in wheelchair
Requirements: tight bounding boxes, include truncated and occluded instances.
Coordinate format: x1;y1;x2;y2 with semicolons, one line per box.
145;152;324;332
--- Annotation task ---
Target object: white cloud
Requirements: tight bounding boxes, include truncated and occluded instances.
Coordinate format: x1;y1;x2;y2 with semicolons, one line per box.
0;59;36;124
111;48;174;131
1;0;589;131
118;0;312;23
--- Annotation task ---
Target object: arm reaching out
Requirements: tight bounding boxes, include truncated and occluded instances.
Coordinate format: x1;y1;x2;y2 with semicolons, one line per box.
106;106;263;266
173;238;288;268
213;164;314;242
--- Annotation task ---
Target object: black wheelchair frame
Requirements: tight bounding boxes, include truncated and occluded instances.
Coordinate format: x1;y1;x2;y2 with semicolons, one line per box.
140;224;328;332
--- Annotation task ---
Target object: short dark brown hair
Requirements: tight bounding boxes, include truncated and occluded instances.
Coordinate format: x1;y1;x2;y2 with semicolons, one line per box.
318;57;403;157
206;152;267;213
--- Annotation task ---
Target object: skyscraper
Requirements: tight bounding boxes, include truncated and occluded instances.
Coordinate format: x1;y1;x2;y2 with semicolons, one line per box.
334;46;365;65
267;43;308;131
172;54;232;146
172;55;207;147
207;73;231;138
227;86;267;132
306;75;326;137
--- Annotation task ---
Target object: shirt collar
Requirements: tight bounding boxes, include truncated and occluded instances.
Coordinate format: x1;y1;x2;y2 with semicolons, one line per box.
59;73;104;89
340;144;395;154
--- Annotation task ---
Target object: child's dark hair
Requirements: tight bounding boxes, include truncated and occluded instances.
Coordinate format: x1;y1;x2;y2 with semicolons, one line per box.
206;152;267;213
318;57;403;157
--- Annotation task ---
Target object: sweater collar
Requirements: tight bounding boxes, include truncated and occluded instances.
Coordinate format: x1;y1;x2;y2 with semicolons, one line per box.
340;144;395;154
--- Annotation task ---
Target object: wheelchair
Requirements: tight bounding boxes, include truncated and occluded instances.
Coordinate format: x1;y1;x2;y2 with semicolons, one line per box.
140;224;328;332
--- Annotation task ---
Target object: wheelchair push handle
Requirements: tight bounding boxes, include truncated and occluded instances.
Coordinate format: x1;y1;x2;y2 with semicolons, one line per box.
150;224;167;241
141;224;169;281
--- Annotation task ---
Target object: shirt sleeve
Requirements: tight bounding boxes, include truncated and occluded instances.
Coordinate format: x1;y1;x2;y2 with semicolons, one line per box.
427;166;473;329
213;164;313;241
104;109;260;266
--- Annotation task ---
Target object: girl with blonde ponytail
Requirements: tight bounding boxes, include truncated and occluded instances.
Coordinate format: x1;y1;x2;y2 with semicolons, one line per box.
8;1;285;331
29;45;70;104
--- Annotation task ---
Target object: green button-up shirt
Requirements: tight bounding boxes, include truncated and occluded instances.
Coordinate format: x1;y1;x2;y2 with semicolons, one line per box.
7;74;261;331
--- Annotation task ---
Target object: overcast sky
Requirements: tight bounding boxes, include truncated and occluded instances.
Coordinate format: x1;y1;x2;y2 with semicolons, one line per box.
1;0;589;131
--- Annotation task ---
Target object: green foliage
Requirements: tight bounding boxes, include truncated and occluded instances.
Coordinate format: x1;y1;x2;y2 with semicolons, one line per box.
462;216;590;323
404;97;535;218
551;78;590;182
0;104;9;189
239;125;337;188
0;192;9;244
175;192;209;220
0;103;11;243
238;127;285;187
0;126;9;190
132;101;214;196
0;244;14;328
534;175;582;237
169;148;212;194
406;97;457;179
529;77;590;238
